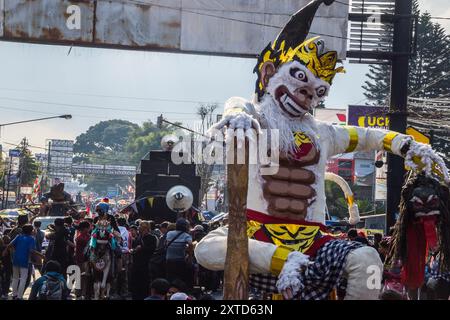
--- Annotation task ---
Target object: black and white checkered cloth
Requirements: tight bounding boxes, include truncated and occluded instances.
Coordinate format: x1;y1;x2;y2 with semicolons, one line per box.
429;262;450;282
249;273;278;293
249;240;363;300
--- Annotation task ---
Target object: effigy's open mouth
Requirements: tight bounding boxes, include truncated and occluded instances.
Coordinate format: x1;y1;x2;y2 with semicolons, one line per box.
275;85;309;117
415;213;440;250
415;210;440;218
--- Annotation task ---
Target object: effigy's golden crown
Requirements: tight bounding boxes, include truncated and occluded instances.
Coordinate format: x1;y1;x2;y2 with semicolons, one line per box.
254;0;345;100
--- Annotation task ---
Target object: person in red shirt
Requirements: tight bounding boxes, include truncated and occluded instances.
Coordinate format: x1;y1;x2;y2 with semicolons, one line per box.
74;221;91;299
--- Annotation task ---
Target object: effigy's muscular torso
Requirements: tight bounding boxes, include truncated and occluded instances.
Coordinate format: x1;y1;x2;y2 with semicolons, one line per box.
262;132;319;221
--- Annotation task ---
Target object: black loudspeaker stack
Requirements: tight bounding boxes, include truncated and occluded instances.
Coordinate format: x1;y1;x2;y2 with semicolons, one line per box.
135;150;201;223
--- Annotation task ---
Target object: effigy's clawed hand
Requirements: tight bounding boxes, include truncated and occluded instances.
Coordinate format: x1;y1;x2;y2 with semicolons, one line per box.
209;112;261;132
207;112;262;150
276;251;310;300
282;288;294;300
404;141;450;184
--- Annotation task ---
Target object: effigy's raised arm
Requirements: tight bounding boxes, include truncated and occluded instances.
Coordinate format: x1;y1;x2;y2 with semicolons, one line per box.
327;124;449;182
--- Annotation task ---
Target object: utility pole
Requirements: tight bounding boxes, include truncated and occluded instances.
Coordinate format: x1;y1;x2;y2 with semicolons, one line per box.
157;114;208;138
0;145;4;208
4;157;12;209
386;0;413;234
1;158;6;209
17;138;28;204
47;141;52;188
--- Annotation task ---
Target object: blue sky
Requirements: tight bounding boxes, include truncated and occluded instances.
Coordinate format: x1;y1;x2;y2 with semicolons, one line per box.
0;0;448;154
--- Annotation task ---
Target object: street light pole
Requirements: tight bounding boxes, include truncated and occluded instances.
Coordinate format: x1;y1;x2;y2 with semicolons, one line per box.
2;157;12;209
1;152;7;209
0;115;72;137
157;114;208;138
0;115;72;206
17;138;29;204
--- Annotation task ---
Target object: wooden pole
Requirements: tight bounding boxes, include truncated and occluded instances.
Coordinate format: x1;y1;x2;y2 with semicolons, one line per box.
223;137;249;300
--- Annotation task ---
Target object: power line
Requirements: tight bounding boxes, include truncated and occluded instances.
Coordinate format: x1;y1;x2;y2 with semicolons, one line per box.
430;17;450;20
0;96;221;115
1;140;138;166
408;71;450;97
0;105;62;116
0;104;128;120
354;50;450;105
408;96;450;104
0;104;203;124
115;0;351;16
335;0;350;6
438;93;450;98
0;104;156;122
336;0;450;21
0;87;224;106
121;0;351;41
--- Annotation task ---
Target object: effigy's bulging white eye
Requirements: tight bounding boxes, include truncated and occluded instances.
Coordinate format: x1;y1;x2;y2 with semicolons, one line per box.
289;68;308;82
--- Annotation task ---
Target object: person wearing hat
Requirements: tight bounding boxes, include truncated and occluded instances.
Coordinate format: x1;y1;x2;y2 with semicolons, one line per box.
129;221;158;300
95;202;110;217
165;218;194;290
191;225;206;243
150;221;172;280
145;278;170;300
169;292;192;301
129;224;139;250
158;221;170;236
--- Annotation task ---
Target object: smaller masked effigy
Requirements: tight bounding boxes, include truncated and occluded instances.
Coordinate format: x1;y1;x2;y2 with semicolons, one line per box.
388;173;450;293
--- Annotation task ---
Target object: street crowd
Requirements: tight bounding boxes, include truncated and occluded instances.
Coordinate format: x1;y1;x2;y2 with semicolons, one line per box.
0;204;449;300
0;200;221;300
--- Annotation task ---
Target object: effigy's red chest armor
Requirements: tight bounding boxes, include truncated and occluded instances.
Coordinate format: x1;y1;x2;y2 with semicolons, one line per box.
262;131;320;220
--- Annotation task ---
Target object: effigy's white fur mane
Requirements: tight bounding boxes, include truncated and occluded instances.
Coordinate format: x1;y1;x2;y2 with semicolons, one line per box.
256;94;321;156
253;93;325;222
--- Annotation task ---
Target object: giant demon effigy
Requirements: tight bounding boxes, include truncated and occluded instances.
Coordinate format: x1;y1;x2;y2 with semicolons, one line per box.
194;0;449;300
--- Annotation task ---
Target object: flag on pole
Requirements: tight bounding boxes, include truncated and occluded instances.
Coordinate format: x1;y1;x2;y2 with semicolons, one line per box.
32;176;41;198
138;198;147;210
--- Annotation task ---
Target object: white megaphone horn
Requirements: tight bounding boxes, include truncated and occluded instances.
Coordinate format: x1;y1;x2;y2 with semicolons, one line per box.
166;185;194;213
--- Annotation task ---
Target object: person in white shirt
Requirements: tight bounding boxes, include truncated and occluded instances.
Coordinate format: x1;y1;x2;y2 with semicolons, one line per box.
117;217;132;298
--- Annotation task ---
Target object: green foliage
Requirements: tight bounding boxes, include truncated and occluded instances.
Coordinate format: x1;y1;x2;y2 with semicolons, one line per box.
325;180;380;220
362;1;450;167
362;64;391;105
125;121;181;163
355;199;374;215
363;1;450;103
375;201;386;215
74;120;139;157
325;180;349;219
19;147;40;186
73;119;180;194
81;175;129;195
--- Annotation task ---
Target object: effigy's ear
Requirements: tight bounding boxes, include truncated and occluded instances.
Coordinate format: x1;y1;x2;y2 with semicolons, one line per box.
261;61;276;89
